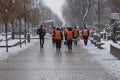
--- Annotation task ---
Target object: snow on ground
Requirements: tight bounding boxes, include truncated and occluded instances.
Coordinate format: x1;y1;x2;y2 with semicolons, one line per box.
0;39;21;46
0;35;39;60
0;35;11;41
118;41;120;44
0;33;120;78
111;42;120;48
80;39;120;78
0;33;51;60
0;35;5;40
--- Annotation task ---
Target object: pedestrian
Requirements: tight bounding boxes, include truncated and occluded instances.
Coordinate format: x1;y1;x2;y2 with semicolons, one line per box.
73;27;79;45
54;27;63;52
37;25;46;48
82;27;89;45
50;27;55;43
65;27;73;51
64;27;68;40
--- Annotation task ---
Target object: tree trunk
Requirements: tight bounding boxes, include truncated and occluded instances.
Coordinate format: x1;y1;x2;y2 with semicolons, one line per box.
98;0;100;31
19;19;22;48
82;0;90;28
5;21;8;52
27;22;30;43
24;18;27;45
11;21;15;39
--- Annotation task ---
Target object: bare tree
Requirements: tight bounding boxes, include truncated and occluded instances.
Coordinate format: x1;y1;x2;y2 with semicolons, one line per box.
0;0;37;51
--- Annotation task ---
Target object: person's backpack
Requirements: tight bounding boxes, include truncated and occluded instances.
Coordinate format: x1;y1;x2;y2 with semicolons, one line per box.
41;29;46;36
37;28;46;37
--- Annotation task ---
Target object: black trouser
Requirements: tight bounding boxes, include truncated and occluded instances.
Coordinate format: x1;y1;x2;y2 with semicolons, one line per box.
83;36;88;45
67;40;73;50
55;39;62;50
39;36;44;48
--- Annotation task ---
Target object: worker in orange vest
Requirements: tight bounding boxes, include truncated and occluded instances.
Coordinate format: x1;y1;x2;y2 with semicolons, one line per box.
50;27;55;43
65;27;73;51
54;27;63;52
73;27;79;45
64;27;68;40
82;27;89;45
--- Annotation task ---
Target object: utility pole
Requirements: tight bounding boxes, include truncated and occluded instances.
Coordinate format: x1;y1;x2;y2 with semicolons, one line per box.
5;8;8;52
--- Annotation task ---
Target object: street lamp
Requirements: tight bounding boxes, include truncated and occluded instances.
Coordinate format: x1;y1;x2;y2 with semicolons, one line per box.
12;0;15;3
5;9;8;13
5;8;9;52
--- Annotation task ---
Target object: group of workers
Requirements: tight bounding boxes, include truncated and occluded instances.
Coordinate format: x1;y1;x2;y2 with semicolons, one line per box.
37;25;89;51
50;26;89;52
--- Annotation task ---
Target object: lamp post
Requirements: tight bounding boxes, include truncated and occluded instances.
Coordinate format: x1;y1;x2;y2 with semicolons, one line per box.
5;8;8;52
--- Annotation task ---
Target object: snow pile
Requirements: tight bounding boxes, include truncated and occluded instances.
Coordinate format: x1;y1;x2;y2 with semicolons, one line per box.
0;39;39;60
0;35;5;41
118;41;120;44
0;39;20;46
111;42;120;49
81;40;120;78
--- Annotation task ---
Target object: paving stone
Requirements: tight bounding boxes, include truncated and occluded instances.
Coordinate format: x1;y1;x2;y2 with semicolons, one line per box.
0;39;118;80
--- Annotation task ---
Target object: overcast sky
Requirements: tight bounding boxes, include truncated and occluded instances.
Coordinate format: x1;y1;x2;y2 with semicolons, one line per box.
43;0;66;26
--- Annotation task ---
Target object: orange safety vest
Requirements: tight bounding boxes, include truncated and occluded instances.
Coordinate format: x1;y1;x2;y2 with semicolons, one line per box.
73;29;79;37
51;29;55;37
64;29;68;36
82;29;89;36
66;30;73;40
55;30;62;40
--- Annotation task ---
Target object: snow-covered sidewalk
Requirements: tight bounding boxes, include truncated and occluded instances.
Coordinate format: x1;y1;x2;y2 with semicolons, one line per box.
0;33;51;60
0;33;120;78
0;39;39;60
80;39;120;78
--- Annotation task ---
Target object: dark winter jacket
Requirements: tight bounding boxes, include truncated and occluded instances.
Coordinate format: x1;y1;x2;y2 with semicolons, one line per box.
37;28;46;38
